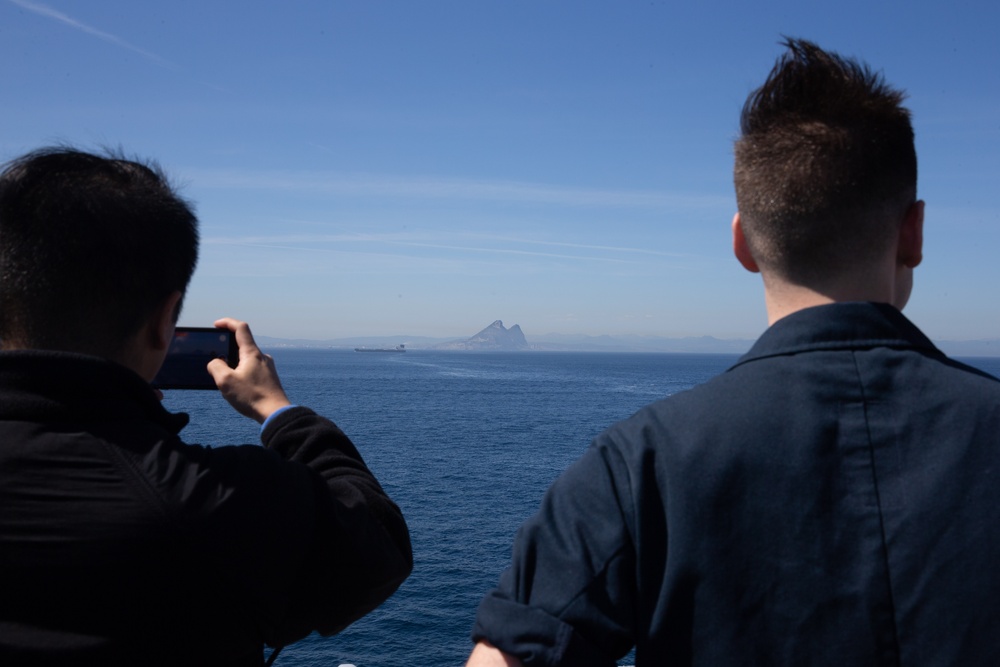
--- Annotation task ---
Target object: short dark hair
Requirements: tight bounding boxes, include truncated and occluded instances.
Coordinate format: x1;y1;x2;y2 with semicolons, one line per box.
734;38;917;283
0;147;199;355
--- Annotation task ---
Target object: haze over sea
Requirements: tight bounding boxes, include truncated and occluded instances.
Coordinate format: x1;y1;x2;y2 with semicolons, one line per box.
162;350;1000;667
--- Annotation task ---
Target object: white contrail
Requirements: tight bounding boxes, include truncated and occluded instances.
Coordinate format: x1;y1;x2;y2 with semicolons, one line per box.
9;0;173;67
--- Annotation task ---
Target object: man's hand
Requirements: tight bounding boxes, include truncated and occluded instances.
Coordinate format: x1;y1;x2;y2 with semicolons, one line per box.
466;641;524;667
207;318;291;424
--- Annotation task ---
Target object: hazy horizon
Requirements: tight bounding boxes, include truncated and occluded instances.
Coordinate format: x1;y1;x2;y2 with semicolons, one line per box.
252;322;1000;359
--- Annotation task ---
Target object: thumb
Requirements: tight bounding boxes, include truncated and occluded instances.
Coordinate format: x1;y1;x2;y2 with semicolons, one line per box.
206;357;233;388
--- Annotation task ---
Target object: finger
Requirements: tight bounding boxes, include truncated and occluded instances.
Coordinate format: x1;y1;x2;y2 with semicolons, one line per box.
213;317;259;357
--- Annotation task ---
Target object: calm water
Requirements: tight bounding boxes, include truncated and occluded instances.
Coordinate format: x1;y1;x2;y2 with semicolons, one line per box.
160;351;1000;667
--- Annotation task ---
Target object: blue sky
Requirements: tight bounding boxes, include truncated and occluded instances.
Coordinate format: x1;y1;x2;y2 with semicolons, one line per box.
3;1;998;342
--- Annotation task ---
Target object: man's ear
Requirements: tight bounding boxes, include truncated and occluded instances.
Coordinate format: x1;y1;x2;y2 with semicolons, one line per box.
897;200;924;269
732;212;760;273
148;291;183;350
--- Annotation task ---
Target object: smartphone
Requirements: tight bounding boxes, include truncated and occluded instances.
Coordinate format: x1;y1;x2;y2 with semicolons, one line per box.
152;327;239;390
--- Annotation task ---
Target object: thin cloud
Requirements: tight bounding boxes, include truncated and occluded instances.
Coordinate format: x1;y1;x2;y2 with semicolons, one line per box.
9;0;174;67
205;235;629;264
206;241;337;254
483;235;691;258
387;241;631;263
203;232;399;245
257;222;697;259
187;169;727;211
203;230;676;262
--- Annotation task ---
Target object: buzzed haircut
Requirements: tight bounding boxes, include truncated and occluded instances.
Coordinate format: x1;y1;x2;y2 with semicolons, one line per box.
734;38;917;284
0;147;199;355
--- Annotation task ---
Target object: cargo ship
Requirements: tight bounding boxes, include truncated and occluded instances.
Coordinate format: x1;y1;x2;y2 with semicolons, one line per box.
354;344;406;353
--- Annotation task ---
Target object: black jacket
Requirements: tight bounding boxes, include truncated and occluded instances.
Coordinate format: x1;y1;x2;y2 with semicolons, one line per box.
0;350;412;666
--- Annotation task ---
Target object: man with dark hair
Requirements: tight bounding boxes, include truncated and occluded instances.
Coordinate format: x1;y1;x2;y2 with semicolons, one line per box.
466;39;1000;666
0;148;412;665
0;149;199;356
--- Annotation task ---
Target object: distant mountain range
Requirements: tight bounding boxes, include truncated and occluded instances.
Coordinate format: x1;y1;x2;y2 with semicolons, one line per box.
256;321;1000;357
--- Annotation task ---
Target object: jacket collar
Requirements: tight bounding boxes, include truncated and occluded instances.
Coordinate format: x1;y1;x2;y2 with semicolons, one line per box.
0;350;189;434
734;302;940;369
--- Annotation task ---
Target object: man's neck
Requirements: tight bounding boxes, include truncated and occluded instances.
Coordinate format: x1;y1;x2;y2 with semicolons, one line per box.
760;267;906;326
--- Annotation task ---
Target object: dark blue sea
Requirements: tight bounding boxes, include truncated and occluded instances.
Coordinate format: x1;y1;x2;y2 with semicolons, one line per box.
160;351;1000;667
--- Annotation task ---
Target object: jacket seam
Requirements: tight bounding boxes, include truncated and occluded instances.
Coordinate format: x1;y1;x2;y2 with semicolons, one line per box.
99;438;178;527
851;351;903;666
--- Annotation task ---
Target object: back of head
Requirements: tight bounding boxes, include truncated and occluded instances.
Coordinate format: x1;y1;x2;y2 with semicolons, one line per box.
734;38;917;285
0;148;199;356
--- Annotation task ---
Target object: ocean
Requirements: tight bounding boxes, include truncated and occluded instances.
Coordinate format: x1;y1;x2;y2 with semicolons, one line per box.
160;350;1000;667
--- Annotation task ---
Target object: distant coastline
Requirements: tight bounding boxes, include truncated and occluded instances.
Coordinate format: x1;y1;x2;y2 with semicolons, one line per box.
253;317;1000;357
258;333;756;354
256;333;1000;357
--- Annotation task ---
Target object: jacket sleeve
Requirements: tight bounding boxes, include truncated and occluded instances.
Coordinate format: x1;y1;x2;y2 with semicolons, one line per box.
472;436;638;667
260;406;413;643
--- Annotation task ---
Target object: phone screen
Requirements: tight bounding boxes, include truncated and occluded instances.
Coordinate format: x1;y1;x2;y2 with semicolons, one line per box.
152;327;238;390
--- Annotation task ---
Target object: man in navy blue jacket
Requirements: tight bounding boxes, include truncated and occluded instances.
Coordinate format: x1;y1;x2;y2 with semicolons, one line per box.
467;39;1000;666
